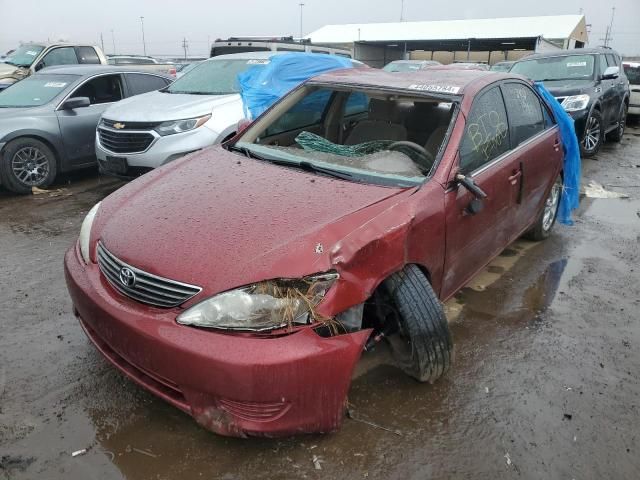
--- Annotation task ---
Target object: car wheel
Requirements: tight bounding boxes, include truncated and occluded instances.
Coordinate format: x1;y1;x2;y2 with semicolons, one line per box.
525;174;562;241
0;138;57;194
580;109;603;157
381;264;453;383
608;104;627;142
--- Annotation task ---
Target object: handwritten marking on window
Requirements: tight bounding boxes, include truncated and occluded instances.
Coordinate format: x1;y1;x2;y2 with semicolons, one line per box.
466;110;507;160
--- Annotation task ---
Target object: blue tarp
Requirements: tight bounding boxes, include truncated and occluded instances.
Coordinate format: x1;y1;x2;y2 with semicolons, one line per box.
534;82;581;226
237;53;353;120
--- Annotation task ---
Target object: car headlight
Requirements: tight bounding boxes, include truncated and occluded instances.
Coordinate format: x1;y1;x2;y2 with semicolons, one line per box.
177;272;339;331
561;94;590;112
155;114;211;136
79;202;101;263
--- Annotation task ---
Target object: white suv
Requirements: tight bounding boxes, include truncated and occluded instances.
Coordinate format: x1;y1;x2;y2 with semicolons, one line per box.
95;52;277;177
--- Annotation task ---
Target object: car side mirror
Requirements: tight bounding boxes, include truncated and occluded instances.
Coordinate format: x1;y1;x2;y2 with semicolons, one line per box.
456;173;487;199
456;173;487;215
34;62;45;72
602;66;619;80
61;97;91;110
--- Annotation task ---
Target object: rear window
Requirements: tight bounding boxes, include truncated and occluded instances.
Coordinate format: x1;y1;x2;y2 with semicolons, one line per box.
76;47;101;64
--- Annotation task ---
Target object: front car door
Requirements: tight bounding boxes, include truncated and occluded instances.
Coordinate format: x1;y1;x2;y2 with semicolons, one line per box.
441;84;521;299
56;74;125;167
500;81;563;238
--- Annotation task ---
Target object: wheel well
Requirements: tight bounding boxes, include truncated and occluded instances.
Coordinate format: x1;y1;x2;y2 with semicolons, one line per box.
7;135;61;169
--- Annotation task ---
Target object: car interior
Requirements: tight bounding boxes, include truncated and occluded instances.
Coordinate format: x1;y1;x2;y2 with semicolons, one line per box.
249;86;455;178
71;75;124;105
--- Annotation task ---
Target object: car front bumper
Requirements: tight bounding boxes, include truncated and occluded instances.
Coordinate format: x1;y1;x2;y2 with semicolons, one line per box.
566;108;589;140
95;125;221;173
64;243;369;437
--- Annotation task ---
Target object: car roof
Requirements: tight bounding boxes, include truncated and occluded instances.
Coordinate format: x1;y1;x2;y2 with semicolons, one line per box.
309;68;509;96
520;47;619;61
35;65;171;77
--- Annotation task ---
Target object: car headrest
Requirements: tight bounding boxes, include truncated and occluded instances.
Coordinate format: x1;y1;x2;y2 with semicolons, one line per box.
368;99;402;123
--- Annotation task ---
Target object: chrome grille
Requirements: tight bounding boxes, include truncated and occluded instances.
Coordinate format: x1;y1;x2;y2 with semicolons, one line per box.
97;242;201;308
98;127;154;154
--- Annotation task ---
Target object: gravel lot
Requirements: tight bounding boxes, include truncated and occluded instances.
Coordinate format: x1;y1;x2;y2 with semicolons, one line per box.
1;120;639;479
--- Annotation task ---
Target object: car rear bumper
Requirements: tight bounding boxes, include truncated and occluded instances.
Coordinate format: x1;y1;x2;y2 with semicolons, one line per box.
95;125;220;171
64;243;369;437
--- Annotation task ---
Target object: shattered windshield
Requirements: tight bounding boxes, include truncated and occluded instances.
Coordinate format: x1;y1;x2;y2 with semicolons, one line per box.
234;85;455;187
165;58;269;95
3;45;45;68
511;55;595;82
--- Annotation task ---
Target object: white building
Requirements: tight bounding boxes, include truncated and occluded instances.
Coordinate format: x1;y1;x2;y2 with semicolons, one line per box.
307;15;589;67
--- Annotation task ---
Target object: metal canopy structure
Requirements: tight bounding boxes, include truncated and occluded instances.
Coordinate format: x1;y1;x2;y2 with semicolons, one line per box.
307;15;587;46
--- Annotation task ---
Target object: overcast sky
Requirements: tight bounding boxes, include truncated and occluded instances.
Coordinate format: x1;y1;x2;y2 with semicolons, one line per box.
0;0;638;56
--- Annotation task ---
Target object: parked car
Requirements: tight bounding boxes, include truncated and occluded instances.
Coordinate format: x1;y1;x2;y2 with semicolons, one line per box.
431;62;490;71
622;61;640;116
383;60;441;72
66;67;563;437
107;55;177;77
490;61;515;72
211;36;352;58
175;61;200;79
95;51;360;178
510;47;629;157
0;43;107;91
0;66;172;193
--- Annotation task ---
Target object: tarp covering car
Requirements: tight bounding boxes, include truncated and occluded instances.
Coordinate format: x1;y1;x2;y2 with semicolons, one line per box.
238;53;354;120
534;82;581;225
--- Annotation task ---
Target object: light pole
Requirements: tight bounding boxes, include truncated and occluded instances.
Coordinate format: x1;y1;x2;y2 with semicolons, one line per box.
140;16;147;56
110;29;116;54
298;3;305;39
400;0;405;22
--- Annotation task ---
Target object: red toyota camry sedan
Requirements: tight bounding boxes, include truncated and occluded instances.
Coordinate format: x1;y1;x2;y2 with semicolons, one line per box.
65;68;563;437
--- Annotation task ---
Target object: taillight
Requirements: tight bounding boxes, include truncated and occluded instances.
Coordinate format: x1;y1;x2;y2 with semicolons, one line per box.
169;68;177;77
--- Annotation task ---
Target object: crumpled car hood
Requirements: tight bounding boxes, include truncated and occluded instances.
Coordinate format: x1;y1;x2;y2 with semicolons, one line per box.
0;63;28;81
102;90;239;122
94;146;413;299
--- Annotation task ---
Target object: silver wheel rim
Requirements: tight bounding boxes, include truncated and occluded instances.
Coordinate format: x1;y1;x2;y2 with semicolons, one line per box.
582;115;600;152
618;109;626;137
542;178;561;231
11;146;49;186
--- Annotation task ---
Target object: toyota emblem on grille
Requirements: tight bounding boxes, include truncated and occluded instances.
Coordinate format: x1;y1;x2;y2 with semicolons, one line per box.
119;267;136;287
113;122;125;129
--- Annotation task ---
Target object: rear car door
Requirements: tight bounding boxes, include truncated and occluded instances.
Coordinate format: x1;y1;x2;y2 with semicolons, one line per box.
441;85;520;299
501;82;563;239
124;73;171;97
607;54;628;122
56;74;125;166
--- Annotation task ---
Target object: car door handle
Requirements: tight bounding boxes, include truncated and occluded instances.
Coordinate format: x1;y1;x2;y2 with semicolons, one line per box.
553;139;561;152
508;171;522;184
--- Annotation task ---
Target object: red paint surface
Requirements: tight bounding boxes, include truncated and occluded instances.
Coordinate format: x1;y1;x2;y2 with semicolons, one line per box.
65;69;562;437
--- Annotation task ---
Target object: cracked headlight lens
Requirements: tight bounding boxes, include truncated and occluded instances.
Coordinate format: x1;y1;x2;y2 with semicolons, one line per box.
176;272;339;331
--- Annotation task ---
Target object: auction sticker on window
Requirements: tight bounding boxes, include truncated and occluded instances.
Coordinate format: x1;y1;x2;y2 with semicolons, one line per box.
44;82;67;88
247;59;270;65
408;84;460;94
567;62;587;67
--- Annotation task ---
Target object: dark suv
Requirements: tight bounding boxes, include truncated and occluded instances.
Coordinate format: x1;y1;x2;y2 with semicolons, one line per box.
511;48;629;157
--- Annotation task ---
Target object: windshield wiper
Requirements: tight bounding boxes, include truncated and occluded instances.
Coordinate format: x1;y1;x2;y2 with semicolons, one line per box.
228;144;265;160
265;157;354;181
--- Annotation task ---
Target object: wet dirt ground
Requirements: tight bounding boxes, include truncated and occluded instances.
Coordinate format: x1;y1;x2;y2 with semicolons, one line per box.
1;122;640;480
